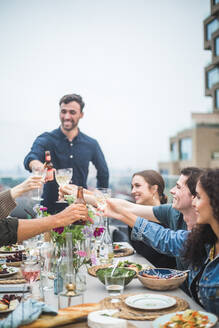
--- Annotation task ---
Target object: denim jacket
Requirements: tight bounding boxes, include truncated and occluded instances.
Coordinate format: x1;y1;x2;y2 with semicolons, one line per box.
132;217;219;316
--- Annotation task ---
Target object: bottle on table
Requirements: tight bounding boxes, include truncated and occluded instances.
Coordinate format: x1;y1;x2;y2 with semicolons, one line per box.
44;150;54;181
99;218;114;265
74;186;86;225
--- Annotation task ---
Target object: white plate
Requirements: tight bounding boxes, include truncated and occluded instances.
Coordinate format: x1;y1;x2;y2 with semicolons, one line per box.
125;294;176;310
0;267;19;278
0;299;19;313
0;245;25;253
152;311;218;328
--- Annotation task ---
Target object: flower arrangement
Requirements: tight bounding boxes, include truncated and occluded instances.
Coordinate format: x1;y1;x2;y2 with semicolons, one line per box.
33;205;50;217
72;249;93;274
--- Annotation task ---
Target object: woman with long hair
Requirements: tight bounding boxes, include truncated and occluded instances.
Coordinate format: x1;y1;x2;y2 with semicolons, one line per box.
129;170;176;268
105;168;219;315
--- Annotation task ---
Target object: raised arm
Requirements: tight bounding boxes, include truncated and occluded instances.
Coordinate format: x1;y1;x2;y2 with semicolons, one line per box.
104;199;188;258
105;198;160;223
17;203;91;242
0;176;43;219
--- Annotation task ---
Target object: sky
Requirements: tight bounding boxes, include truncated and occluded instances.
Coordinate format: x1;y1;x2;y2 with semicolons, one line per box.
0;0;211;175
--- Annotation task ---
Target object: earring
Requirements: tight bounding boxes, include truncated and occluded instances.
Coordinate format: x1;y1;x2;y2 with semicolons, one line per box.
153;194;155;200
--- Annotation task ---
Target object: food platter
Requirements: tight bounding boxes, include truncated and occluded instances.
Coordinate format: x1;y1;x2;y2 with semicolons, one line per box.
152;310;218;328
0;299;19;313
0;266;19;278
125;294;176;310
117;260;144;273
113;243;127;253
0;245;25;254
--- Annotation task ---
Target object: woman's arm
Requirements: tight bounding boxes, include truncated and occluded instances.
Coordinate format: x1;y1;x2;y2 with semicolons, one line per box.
104;199;159;224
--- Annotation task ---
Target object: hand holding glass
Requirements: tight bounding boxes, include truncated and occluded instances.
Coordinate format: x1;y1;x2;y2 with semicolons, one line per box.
31;167;45;201
55;168;73;203
94;188;112;211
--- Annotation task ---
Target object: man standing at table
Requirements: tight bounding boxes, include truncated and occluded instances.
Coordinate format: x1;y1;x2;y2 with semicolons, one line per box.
24;93;109;214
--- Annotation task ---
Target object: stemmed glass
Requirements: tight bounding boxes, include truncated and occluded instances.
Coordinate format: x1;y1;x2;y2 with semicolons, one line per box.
31;167;46;201
40;243;54;291
21;260;41;299
94;188;112;212
55;168;73;203
94;188;112;264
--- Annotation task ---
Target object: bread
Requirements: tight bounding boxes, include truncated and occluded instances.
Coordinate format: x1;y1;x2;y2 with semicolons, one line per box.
20;303;101;328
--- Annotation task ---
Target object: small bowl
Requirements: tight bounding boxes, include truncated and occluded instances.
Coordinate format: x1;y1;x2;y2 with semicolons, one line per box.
137;268;188;291
96;267;136;286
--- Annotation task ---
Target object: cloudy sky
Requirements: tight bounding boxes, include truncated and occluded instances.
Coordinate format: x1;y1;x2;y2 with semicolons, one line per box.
0;0;211;174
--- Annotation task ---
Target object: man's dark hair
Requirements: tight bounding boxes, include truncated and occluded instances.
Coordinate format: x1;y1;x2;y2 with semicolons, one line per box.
180;167;203;196
59;94;85;112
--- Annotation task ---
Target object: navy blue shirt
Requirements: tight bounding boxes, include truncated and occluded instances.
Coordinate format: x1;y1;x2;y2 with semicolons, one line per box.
24;127;109;214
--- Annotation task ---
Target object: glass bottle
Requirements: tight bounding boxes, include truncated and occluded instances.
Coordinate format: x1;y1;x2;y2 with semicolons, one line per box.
74;186;86;225
99;217;114;265
44;150;54;181
58;232;76;298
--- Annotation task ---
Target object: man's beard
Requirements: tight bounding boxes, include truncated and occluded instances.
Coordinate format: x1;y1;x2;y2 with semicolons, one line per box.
61;120;77;131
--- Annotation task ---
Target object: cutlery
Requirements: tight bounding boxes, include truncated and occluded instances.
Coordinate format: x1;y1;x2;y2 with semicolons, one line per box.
111;259;120;277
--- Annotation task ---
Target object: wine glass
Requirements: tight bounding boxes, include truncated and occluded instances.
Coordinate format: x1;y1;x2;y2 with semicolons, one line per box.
31;167;46;201
55;168;73;203
40;242;55;291
21;260;41;299
94;188;112;211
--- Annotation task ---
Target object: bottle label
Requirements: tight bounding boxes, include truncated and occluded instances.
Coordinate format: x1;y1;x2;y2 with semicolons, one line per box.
46;169;54;182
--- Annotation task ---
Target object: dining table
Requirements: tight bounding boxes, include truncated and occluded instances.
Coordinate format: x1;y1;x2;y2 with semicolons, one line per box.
0;242;218;327
42;242;219;328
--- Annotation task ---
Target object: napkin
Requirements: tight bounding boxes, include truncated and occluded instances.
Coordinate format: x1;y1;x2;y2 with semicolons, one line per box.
0;299;57;328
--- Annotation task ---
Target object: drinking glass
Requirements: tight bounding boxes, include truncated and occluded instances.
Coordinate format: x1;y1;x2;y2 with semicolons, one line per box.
31;167;46;201
94;188;112;211
55;168;73;203
40;242;54;291
23;236;40;260
21;260;41;299
105;275;125;303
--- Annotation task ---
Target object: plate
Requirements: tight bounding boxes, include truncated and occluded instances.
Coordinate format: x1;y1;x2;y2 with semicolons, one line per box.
0;299;19;313
125;294;176;310
0;267;19;278
0;245;25;253
113;243;126;252
152;311;218;328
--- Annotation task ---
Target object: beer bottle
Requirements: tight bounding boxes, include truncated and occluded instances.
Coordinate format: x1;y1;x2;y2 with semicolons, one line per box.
74;186;86;225
44;150;54;181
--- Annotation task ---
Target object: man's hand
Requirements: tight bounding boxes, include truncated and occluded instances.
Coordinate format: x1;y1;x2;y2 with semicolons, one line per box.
29;160;44;172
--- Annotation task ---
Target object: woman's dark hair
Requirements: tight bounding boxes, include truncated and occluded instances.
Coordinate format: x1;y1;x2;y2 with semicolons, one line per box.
183;168;219;267
132;170;167;204
59;93;85;112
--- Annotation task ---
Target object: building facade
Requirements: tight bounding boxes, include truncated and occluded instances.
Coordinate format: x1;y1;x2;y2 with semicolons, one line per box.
159;0;219;175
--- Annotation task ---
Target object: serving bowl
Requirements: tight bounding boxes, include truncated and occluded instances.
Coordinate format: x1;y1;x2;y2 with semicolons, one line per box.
96;267;136;286
137;268;188;291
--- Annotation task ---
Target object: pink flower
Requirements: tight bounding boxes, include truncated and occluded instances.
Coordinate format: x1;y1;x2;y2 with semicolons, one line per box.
94;227;104;238
40;207;48;211
53;227;64;234
77;250;87;257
